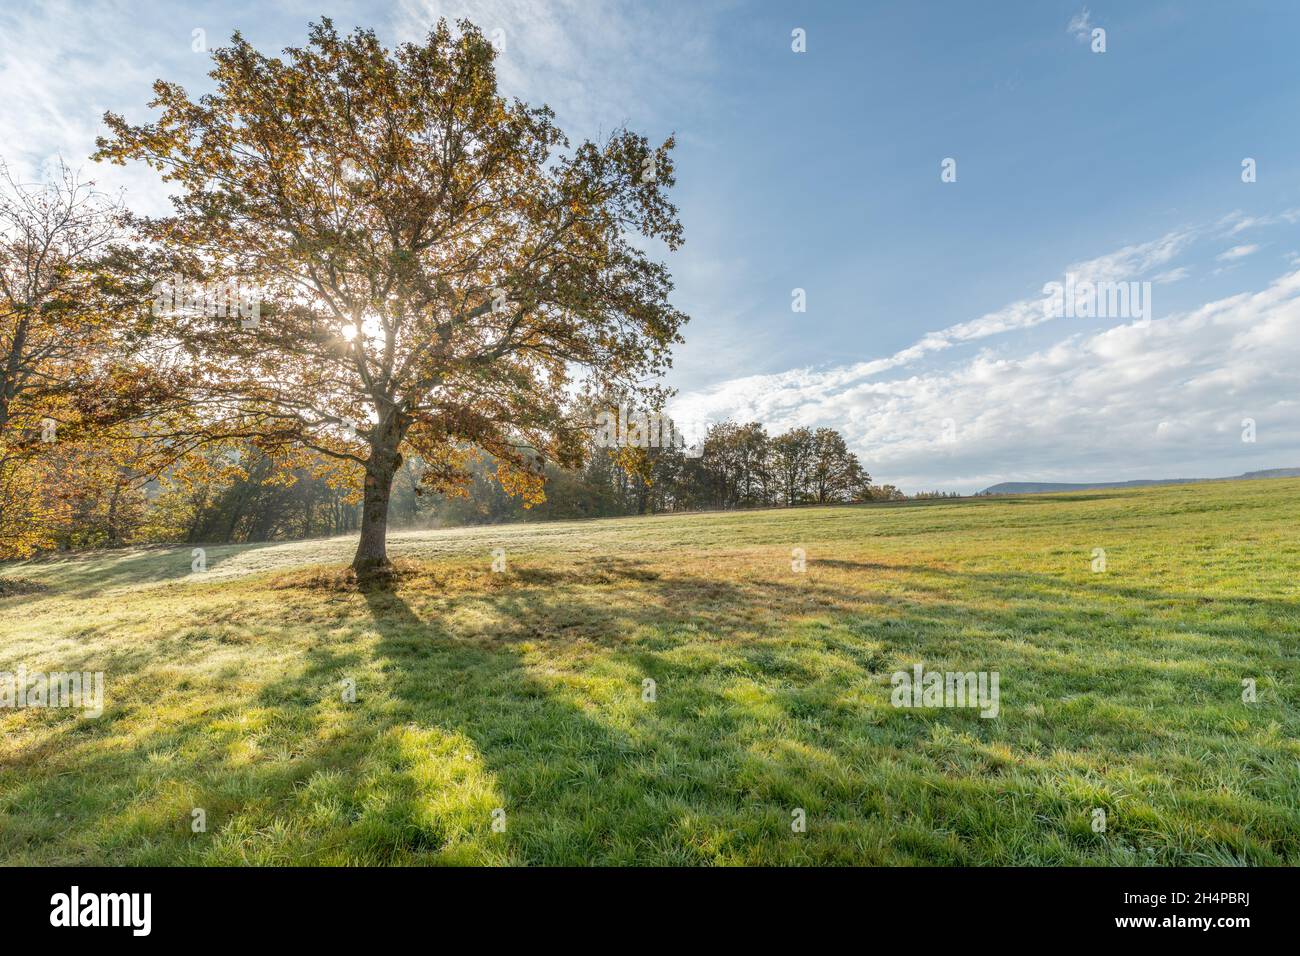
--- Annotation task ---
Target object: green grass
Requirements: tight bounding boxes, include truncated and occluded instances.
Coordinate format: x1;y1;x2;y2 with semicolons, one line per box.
2;479;1299;865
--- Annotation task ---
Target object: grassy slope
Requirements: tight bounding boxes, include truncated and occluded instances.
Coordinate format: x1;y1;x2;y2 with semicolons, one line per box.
1;479;1298;865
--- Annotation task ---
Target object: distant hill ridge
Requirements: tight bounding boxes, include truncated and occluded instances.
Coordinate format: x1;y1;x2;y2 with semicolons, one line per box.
980;468;1300;495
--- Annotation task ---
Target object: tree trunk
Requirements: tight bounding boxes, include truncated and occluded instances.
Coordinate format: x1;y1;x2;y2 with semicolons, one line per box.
352;443;401;575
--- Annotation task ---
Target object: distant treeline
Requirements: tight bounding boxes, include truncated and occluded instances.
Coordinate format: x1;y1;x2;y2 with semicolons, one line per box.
419;421;906;528
13;419;915;552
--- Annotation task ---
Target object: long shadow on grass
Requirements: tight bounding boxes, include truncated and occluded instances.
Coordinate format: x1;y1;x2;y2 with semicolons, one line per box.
355;574;740;864
349;556;1300;864
4;555;1296;865
5;540;288;599
349;562;916;863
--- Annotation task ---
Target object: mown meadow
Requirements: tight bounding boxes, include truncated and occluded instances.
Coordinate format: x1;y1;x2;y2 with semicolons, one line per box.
1;479;1297;865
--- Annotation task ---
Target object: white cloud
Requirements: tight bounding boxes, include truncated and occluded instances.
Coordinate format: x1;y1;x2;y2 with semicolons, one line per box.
1217;243;1259;262
672;240;1300;492
1067;8;1093;42
391;0;719;137
0;0;185;212
676;228;1197;399
1219;209;1300;236
2;0;704;211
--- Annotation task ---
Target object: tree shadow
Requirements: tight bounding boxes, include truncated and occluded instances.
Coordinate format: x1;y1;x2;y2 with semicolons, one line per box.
3;540;287;599
3;553;1296;865
344;556;1298;864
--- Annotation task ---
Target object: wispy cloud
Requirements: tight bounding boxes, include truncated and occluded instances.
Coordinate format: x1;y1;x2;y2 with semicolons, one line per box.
1219;209;1300;236
672;225;1300;491
1153;266;1191;284
1067;7;1093;42
0;0;172;206
1217;243;1259;262
3;0;711;209
392;0;721;137
678;227;1196;400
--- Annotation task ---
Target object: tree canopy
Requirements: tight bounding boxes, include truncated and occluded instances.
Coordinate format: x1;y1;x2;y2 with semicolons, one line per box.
94;18;688;573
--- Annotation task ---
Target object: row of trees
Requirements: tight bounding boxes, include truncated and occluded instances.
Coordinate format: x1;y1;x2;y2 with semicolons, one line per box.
399;418;904;527
1;415;901;550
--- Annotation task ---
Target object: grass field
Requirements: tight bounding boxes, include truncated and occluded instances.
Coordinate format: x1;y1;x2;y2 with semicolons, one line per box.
2;479;1298;865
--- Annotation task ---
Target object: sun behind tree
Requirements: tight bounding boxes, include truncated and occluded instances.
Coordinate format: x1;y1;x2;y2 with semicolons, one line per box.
95;18;687;575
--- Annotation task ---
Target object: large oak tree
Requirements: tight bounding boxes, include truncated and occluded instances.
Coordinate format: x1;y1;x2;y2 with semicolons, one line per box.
96;18;687;574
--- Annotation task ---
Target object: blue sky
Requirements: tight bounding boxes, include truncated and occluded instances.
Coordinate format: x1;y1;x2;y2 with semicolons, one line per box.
4;0;1299;491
